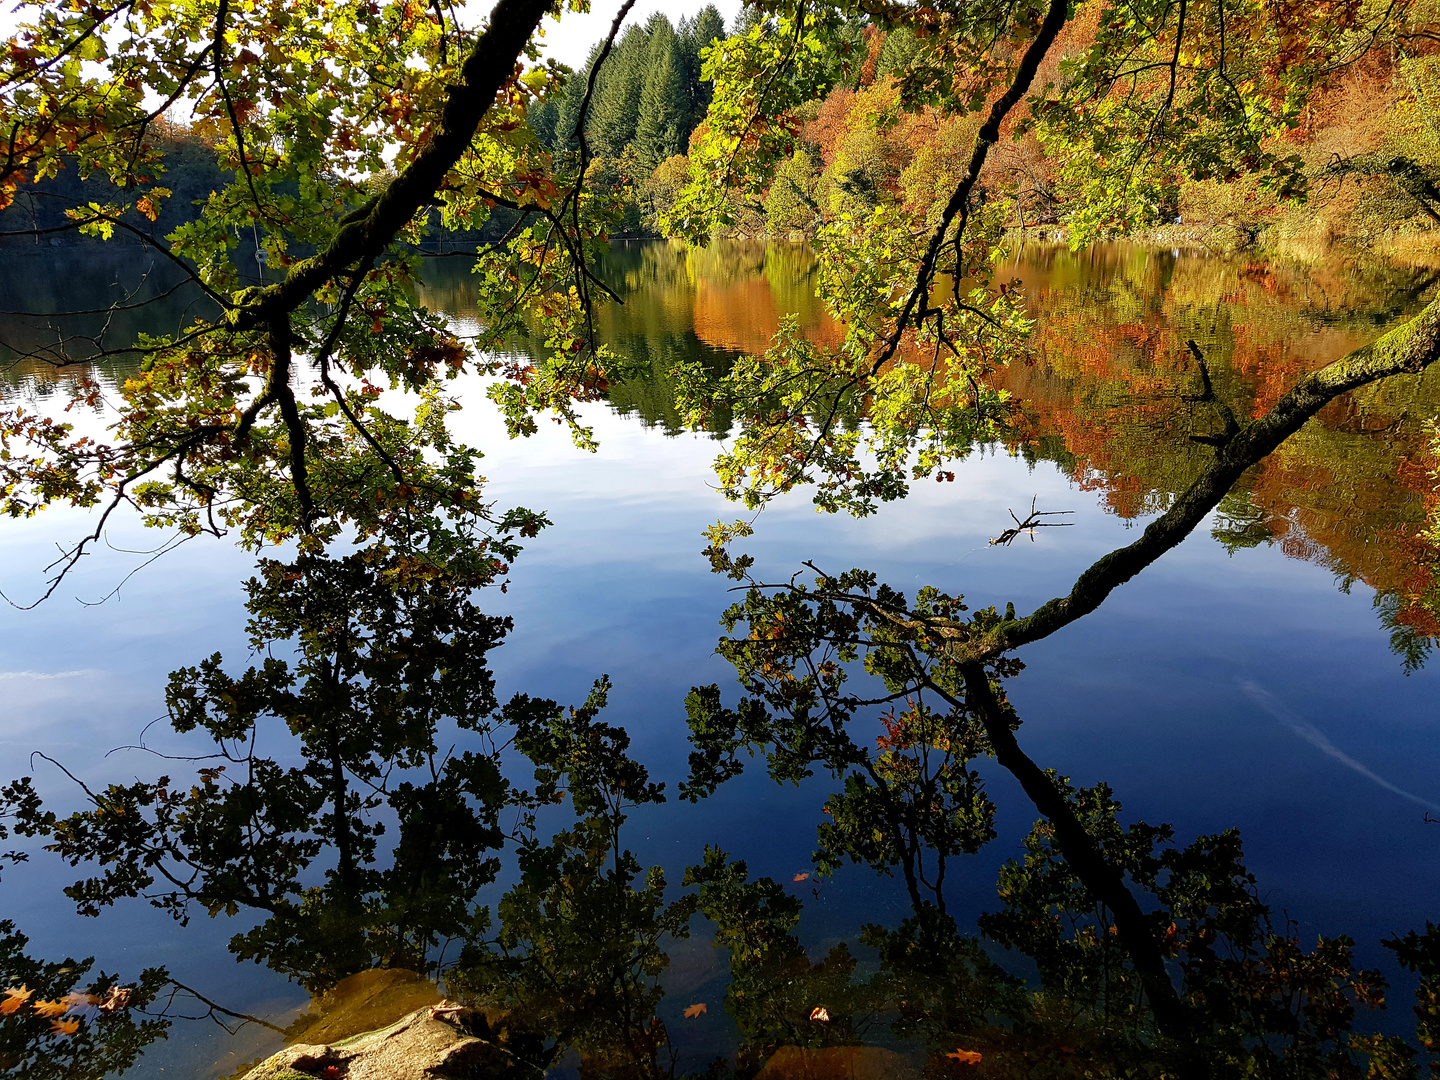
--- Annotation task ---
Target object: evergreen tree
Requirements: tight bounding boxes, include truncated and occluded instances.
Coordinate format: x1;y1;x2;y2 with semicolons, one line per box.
635;20;687;171
528;97;560;151
680;5;726;133
875;27;921;82
553;42;603;153
588;23;651;158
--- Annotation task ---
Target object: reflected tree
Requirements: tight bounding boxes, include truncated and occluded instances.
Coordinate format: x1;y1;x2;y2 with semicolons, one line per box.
451;678;699;1080
0;922;168;1080
19;520;556;991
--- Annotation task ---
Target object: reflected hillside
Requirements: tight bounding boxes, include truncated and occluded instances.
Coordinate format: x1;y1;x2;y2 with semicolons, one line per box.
997;244;1440;659
426;239;1440;661
0;248;222;385
416;241;842;435
9;239;1437;654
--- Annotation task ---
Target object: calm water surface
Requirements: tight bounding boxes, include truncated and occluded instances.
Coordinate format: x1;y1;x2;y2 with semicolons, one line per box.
1;240;1437;1075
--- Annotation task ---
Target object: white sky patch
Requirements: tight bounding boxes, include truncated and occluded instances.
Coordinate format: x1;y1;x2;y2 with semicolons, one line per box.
528;0;746;68
0;669;103;681
1241;680;1440;814
0;2;748;78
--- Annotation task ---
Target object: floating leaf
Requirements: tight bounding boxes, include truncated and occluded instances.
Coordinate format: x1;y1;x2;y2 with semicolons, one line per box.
683;1003;707;1019
792;872;810;883
97;986;133;1013
33;998;68;1018
809;1006;830;1022
946;1048;982;1064
49;1017;81;1036
0;986;33;1015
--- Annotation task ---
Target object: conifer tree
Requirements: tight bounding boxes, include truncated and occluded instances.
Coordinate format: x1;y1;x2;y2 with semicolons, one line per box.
589;23;651;158
552;42;603;153
681;6;727;133
635;21;687;171
527;97;560;151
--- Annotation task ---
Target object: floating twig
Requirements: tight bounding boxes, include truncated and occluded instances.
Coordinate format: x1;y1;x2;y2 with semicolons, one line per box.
989;495;1075;546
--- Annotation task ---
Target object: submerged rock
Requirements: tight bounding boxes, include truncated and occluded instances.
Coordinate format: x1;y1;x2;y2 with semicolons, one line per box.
757;1045;921;1080
240;1003;515;1080
287;968;444;1047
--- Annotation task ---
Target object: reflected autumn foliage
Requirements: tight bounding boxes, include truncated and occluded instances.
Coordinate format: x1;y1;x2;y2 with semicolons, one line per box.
998;244;1440;660
438;240;1440;663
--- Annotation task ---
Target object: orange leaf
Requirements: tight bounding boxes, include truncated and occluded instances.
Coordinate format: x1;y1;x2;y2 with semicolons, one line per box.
810;1006;830;1022
33;998;69;1018
683;1003;707;1019
49;1017;81;1036
792;873;810;883
946;1048;982;1064
1;986;33;1015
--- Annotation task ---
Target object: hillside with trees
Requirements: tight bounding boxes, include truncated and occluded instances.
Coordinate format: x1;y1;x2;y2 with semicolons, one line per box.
540;2;1440;253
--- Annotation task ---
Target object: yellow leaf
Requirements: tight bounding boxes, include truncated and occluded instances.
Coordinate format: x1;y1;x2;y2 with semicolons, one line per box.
49;1017;81;1037
0;986;33;1015
683;1003;706;1019
33;999;69;1018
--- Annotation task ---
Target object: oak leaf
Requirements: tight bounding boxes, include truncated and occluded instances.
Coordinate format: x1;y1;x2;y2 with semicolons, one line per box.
49;1017;81;1037
1;986;33;1015
33;999;69;1018
946;1049;982;1064
810;1006;830;1022
683;1003;707;1019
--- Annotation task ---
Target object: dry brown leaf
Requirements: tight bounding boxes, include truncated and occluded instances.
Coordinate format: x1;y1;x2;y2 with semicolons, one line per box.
809;1006;830;1022
946;1048;982;1064
32;999;68;1019
49;1017;81;1037
97;987;132;1013
62;992;96;1010
683;1003;707;1019
1;986;33;1016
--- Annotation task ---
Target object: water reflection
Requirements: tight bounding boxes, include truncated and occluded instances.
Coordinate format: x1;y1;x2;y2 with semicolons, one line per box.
3;240;1440;1077
16;526;1437;1077
0;248;219;383
417;240;1440;665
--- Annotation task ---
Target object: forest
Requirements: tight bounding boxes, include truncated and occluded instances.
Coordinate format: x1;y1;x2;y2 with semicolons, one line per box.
1;0;1440;1078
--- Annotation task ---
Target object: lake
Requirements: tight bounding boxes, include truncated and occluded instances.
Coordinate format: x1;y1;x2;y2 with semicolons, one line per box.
1;238;1437;1076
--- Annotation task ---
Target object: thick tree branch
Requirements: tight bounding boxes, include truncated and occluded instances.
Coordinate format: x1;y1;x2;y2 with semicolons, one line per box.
230;0;557;331
968;295;1440;658
957;663;1199;1069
